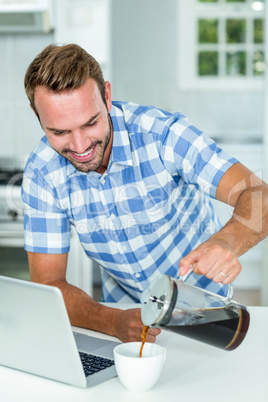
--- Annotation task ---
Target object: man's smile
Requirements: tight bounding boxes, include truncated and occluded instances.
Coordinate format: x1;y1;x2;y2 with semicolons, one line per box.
69;144;98;162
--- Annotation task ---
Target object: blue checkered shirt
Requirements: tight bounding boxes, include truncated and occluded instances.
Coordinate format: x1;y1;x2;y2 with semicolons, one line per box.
22;102;238;302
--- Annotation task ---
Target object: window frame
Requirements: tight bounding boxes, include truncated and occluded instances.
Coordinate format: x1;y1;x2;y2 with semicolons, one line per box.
177;0;265;91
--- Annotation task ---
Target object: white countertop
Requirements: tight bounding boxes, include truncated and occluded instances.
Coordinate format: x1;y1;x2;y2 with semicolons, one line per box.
0;305;267;402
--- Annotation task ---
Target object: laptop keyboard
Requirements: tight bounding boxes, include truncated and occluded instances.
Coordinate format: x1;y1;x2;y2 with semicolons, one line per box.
79;352;115;377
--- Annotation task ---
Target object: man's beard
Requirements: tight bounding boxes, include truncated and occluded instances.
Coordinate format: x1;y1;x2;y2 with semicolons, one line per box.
59;115;112;173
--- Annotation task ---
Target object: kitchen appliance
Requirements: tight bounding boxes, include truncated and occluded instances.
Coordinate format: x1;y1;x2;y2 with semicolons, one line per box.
0;157;28;280
141;274;250;351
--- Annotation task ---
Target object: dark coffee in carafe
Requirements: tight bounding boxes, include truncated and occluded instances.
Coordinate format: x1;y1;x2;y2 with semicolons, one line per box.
165;304;250;351
141;274;250;351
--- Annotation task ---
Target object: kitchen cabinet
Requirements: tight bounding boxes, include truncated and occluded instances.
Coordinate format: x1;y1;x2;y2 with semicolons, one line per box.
54;0;111;81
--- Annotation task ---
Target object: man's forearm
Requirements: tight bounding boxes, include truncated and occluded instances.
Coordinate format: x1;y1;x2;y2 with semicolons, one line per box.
46;279;162;343
48;279;122;336
212;183;268;257
179;166;268;282
28;252;161;342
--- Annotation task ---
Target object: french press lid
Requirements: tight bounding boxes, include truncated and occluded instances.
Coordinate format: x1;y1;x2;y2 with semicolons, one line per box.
140;274;178;326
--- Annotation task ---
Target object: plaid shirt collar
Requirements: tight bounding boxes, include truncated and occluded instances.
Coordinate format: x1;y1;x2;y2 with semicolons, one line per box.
109;103;134;167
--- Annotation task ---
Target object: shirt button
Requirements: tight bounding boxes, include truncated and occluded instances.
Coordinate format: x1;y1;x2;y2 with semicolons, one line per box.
135;273;141;278
110;213;116;220
122;245;127;251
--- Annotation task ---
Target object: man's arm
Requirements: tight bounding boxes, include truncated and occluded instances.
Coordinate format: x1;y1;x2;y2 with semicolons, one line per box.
179;162;268;283
27;252;160;342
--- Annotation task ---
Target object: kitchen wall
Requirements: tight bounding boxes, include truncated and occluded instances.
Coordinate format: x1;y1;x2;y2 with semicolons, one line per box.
111;0;177;112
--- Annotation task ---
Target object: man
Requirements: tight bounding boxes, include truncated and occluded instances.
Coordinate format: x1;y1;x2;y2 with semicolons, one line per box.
22;44;268;343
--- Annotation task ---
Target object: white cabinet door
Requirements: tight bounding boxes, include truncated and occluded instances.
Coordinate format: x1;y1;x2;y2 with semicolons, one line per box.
53;0;111;80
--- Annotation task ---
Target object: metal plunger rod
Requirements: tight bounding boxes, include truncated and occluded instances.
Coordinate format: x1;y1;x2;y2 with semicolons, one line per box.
149;295;164;305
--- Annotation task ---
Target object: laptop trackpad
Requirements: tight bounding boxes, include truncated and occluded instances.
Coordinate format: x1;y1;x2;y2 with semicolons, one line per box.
73;332;120;359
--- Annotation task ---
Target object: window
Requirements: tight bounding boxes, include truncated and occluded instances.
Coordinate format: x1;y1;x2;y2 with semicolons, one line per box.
177;0;265;90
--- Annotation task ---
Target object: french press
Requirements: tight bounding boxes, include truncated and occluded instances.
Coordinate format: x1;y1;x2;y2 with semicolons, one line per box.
141;274;250;351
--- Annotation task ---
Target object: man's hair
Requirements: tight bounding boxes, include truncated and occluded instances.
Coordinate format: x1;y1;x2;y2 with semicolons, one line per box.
24;43;106;117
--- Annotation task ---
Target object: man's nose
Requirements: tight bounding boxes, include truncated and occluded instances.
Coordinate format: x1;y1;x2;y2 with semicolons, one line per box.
69;131;89;153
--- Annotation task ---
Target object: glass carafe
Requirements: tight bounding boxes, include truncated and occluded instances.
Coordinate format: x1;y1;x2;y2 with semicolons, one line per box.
141;274;250;351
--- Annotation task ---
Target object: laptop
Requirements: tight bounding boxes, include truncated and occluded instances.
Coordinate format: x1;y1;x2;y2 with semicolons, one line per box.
0;275;120;388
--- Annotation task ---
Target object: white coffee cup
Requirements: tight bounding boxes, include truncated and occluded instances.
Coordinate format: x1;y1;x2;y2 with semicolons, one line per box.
113;342;166;392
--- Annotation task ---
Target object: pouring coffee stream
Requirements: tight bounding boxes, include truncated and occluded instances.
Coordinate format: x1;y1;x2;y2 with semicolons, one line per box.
140;274;250;351
139;326;149;358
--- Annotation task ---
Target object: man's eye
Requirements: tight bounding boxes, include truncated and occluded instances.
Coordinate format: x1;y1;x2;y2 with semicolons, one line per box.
85;120;97;127
54;131;66;136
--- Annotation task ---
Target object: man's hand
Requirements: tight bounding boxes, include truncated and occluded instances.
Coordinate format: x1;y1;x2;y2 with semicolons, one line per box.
179;238;242;285
113;308;161;343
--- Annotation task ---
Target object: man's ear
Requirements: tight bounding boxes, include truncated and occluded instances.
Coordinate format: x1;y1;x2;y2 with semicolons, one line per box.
30;103;38;117
104;81;112;112
30;103;43;130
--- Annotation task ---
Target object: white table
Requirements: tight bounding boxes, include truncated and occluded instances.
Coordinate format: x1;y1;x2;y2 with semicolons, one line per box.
0;306;267;402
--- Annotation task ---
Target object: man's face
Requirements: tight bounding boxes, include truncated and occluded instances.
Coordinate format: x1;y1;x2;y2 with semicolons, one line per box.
34;78;113;174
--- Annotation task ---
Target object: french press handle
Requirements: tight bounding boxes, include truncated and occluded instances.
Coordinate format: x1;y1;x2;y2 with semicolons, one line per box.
180;266;234;301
